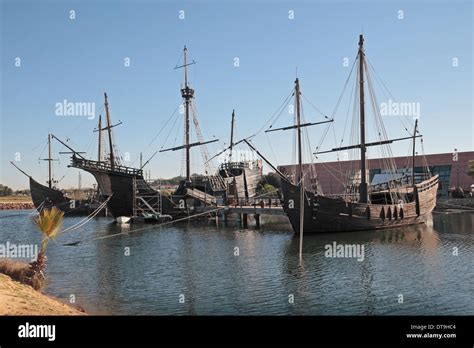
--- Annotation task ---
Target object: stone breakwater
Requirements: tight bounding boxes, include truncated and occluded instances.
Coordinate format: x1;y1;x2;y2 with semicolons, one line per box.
0;202;35;210
434;197;474;212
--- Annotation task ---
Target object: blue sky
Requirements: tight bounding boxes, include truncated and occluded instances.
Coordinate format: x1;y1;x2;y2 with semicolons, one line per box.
1;0;472;189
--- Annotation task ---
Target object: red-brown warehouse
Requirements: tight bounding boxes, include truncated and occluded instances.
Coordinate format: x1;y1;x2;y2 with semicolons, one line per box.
278;151;474;197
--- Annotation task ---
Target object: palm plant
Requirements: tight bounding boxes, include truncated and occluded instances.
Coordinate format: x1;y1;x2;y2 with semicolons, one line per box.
27;207;64;289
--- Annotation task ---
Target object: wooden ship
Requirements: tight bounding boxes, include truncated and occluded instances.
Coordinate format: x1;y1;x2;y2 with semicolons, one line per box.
267;35;439;234
69;47;226;220
10;134;101;216
159;46;227;204
209;110;263;203
65;93;179;220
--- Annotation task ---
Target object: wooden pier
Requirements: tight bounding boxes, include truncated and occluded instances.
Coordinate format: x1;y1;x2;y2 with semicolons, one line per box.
195;197;285;227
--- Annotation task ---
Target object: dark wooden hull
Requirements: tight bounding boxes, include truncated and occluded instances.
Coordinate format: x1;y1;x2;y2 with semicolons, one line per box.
88;170;137;217
91;171;211;219
280;175;439;234
29;177;99;216
83;170;158;218
72;159;189;219
72;157;257;219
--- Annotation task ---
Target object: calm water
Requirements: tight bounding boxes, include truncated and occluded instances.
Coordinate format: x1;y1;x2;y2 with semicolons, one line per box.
0;210;473;315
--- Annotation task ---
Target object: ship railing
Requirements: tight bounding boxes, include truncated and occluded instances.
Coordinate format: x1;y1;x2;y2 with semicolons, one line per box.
71;157;143;176
415;174;439;193
228;196;281;208
219;160;260;171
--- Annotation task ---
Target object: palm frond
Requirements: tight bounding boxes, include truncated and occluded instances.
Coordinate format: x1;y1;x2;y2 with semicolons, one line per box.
33;207;64;253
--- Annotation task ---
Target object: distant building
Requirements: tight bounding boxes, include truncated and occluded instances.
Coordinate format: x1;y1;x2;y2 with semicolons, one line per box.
278;151;474;197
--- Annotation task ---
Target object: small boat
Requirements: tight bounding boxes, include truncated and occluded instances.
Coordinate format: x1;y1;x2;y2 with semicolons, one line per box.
116;216;131;224
140;212;172;223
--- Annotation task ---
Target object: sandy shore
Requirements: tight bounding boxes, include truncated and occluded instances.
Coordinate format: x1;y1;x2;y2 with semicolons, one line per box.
0;274;85;315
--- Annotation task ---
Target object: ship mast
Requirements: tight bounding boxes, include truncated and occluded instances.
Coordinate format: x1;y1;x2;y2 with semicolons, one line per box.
47;134;52;188
295;78;305;264
263;78;333;263
229;109;235;162
40;134;58;188
104;92;115;170
182;46;194;181
295;78;303;184
160;46;218;180
358;34;368;204
98;115;103;162
313;35;424;201
412;119;418;187
94;96;122;168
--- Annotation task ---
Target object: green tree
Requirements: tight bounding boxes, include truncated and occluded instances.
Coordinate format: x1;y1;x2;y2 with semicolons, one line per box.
256;173;281;194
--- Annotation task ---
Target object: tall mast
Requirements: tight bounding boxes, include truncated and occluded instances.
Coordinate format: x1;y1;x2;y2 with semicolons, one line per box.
412;118;418;187
162;47;218;175
97;115;102;162
104;92;115;170
262;78;334;264
41;134;59;188
295;78;305;265
47;133;52;188
229;109;235;161
181;45;194;181
358;34;368;203
295;78;303;184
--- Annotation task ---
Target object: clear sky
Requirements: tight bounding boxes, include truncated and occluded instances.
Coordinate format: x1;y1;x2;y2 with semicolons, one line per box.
1;0;472;190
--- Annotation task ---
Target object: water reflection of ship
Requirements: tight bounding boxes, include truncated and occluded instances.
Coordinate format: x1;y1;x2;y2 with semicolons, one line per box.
280;217;441;313
282;217;441;277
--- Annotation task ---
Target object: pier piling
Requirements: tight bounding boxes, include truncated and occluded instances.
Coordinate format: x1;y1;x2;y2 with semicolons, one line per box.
242;213;248;228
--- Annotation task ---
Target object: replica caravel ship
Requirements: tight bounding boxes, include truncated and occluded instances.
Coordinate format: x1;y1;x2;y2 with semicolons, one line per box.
270;35;438;234
159;46;226;202
209;110;263;203
69;47;226;220
64;93;177;220
11;134;100;215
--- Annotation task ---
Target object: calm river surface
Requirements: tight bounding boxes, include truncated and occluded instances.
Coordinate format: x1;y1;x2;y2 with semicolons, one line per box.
1;210;473;315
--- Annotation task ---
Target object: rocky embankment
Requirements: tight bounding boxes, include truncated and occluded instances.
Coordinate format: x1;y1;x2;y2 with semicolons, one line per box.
434;197;474;213
0;202;35;210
